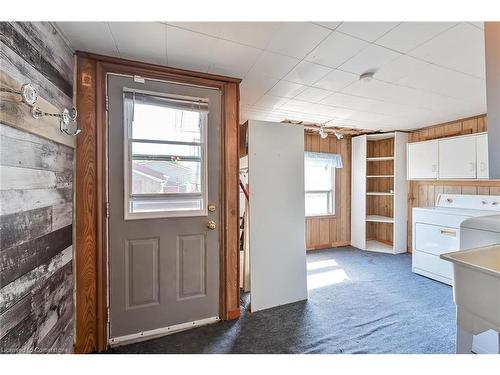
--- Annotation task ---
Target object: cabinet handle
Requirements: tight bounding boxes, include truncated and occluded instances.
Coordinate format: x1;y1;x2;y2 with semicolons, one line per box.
440;229;456;237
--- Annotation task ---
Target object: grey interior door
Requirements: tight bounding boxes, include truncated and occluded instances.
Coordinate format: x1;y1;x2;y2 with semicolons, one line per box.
107;75;221;342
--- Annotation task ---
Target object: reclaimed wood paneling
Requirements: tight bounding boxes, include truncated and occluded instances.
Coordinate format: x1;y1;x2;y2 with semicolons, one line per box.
305;132;351;250
0;22;74;354
407;114;500;251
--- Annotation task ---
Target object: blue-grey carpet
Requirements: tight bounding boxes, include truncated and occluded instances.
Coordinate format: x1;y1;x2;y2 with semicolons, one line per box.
109;247;456;354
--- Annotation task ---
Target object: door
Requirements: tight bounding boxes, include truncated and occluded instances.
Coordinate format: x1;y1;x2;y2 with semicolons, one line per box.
407;140;438;179
438;136;476;179
107;75;221;342
476;134;489;179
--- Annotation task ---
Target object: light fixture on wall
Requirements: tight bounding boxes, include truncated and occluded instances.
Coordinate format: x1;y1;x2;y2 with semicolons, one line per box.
0;82;81;136
334;132;344;140
359;71;375;83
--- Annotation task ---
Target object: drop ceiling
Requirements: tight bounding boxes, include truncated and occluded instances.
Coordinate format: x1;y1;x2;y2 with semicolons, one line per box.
57;21;486;131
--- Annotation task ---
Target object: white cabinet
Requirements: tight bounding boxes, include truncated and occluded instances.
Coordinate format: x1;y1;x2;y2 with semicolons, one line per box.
476;134;489;179
438;136;476;179
407;133;489;180
407;140;438;179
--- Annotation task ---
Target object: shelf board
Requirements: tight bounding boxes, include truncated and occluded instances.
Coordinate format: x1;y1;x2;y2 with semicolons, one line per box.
366;215;394;223
366;157;394;161
365;240;394;254
366;175;394;178
366;192;394;196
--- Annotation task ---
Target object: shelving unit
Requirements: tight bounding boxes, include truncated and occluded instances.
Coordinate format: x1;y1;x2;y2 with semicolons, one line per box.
351;132;408;254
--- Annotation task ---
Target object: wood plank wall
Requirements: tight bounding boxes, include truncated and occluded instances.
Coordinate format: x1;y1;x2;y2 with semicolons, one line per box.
304;132;351;250
407;114;500;252
0;22;75;353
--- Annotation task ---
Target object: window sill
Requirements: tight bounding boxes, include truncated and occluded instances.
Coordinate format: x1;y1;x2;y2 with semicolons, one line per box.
306;214;336;219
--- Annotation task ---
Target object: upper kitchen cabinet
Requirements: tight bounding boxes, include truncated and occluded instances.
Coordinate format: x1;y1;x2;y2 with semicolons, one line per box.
407;133;489;180
407;140;438;179
476;133;489;179
438;135;477;179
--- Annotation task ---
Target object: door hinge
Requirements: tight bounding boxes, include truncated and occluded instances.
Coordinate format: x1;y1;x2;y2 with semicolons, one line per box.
105;95;109;111
106;202;110;218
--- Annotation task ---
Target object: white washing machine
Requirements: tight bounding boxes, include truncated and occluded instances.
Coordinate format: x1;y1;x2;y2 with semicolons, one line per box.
460;214;500;354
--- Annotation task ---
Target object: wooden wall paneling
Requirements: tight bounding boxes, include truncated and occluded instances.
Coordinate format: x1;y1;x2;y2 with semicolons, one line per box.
74;52;241;351
0;22;74;354
406;114;499;251
304;132;351;250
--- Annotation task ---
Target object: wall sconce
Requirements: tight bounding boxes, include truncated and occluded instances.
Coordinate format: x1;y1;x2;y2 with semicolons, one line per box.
0;83;81;137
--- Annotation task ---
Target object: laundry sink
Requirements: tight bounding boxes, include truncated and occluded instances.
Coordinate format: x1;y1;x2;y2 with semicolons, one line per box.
441;245;500;353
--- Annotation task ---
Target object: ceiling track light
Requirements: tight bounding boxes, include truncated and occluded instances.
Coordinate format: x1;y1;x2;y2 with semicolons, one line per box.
319;126;328;139
335;132;344;140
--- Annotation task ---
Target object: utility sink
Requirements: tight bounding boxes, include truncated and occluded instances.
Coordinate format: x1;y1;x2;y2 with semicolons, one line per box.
441;245;500;353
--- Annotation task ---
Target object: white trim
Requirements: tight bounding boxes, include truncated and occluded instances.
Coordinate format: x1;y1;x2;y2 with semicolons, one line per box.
108;316;220;347
123;89;209;220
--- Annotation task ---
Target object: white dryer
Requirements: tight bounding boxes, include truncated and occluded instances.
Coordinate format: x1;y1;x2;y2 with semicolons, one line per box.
460;215;500;354
412;194;500;285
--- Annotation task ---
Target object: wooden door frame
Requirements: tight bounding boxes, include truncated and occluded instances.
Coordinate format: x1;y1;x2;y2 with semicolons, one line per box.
74;52;241;353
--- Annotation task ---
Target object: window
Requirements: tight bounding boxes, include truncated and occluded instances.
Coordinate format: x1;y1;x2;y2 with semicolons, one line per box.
304;152;342;216
123;89;208;219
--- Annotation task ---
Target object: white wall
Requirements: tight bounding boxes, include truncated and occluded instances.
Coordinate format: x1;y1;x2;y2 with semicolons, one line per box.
248;120;307;312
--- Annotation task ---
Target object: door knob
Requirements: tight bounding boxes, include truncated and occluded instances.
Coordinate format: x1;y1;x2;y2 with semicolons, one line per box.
207;220;216;230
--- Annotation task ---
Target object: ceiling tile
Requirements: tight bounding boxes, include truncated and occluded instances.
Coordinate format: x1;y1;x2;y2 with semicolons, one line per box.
240;73;280;106
376;22;457;53
166;25;218;72
253;94;291;110
469;22;484;30
266;81;307;98
374;54;430;82
313;69;358;91
409;22;485;78
397;63;486;103
279;98;317;112
312;22;342;30
337;22;400;42
207;39;261;78
167;22;280;49
294;87;332;103
246;51;300;80
283;61;332;85
57;22;120;57
305;31;369;68
266;22;331;59
108;22;167;65
339;44;401;75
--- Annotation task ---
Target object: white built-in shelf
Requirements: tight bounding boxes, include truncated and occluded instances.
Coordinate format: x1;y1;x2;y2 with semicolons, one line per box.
366;215;394;223
366;175;394;178
366;157;394;161
365;240;394;253
366;192;394;196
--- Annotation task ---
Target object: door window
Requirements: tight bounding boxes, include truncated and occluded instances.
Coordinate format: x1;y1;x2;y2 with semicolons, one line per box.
123;90;208;219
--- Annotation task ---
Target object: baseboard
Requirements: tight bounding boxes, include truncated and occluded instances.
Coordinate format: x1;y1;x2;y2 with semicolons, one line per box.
307;241;350;251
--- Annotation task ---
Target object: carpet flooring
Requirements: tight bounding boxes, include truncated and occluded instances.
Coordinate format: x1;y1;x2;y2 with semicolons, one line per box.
109;247;456;354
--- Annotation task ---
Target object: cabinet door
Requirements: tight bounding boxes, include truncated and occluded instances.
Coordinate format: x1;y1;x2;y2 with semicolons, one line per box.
476;134;489;179
407;140;438;179
438;136;476;179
